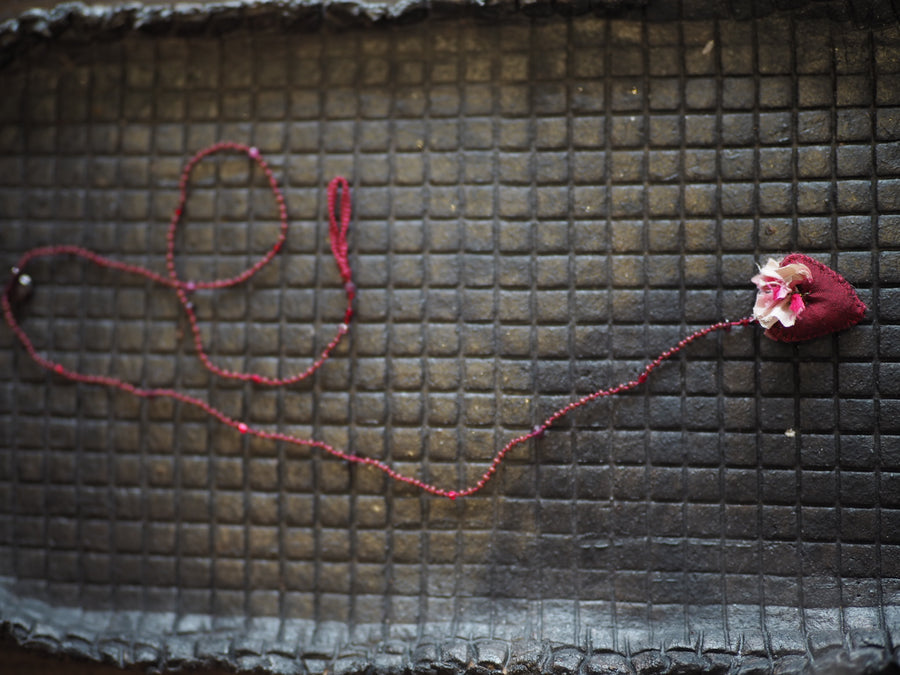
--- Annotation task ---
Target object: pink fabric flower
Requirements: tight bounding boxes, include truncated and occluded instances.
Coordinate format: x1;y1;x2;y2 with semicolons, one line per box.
751;258;812;329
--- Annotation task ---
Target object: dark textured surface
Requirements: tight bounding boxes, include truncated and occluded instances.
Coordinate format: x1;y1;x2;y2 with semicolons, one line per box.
1;0;900;673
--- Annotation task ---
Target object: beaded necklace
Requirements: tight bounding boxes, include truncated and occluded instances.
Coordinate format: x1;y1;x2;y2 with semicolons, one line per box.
2;143;866;499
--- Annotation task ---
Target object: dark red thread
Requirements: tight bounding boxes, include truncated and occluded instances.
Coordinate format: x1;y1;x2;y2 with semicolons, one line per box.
2;142;757;500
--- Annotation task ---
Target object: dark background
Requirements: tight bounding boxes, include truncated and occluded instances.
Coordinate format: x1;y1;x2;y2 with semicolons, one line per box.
1;0;899;672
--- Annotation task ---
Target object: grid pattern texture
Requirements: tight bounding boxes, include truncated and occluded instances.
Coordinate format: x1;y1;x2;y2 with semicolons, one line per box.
1;3;899;673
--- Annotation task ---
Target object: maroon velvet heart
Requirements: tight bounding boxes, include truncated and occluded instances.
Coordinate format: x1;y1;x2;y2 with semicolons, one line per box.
763;253;867;343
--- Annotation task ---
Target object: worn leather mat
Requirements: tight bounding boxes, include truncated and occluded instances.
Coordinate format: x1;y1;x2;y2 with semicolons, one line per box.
1;0;899;672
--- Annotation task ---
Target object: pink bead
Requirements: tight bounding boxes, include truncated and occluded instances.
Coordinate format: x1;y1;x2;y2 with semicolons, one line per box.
248;147;260;159
238;423;249;434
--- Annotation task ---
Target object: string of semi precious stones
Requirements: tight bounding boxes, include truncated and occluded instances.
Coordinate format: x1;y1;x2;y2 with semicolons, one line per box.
2;143;868;500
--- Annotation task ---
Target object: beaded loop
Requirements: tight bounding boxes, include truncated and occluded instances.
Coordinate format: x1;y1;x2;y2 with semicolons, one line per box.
162;142;355;386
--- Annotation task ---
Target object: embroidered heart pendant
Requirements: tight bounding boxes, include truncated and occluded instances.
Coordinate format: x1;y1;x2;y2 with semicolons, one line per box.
762;253;867;343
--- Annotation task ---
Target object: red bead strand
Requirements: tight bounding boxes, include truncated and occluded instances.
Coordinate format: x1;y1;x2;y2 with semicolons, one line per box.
2;142;757;500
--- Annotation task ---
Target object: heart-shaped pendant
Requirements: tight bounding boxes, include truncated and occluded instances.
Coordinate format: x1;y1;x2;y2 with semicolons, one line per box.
763;253;867;343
